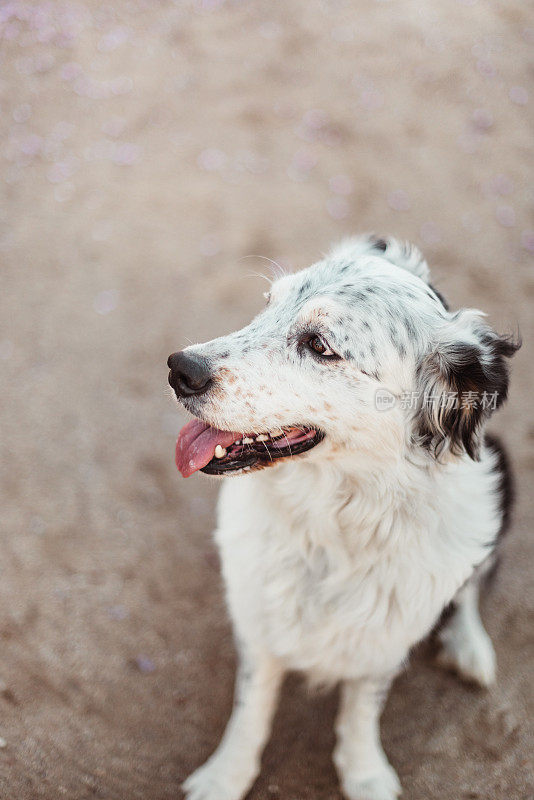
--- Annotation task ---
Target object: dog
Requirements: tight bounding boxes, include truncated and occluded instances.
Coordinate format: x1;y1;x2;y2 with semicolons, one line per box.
167;235;519;800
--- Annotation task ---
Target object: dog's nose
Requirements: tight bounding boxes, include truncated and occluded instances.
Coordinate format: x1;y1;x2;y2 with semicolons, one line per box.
167;351;213;397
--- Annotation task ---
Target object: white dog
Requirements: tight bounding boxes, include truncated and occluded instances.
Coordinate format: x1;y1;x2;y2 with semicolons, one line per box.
167;235;519;800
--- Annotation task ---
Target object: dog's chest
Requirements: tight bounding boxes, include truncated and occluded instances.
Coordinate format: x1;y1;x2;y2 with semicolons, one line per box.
257;526;437;679
217;468;489;682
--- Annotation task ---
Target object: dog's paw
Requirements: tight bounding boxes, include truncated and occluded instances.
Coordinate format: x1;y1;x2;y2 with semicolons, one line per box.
341;760;402;800
437;625;496;687
182;755;258;800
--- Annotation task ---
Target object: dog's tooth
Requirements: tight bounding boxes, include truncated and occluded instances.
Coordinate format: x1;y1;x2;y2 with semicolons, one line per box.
256;434;268;442
270;428;284;437
235;439;242;445
243;437;254;444
214;445;227;458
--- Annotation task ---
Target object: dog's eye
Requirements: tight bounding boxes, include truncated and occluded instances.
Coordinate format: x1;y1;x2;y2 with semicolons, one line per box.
307;335;337;358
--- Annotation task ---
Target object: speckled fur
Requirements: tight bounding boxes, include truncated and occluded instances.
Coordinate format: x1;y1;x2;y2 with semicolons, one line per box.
178;235;519;800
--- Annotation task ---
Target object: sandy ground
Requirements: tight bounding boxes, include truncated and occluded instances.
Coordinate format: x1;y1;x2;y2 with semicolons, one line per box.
0;1;533;798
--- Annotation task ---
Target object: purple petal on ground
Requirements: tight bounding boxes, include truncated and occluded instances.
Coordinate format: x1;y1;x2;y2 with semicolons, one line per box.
197;148;227;171
327;196;349;220
420;222;442;245
509;86;528;106
487;174;514;196
387;189;411;212
134;656;156;673
329;174;353;195
520;230;534;253
471;108;493;131
94;290;119;315
495;205;516;228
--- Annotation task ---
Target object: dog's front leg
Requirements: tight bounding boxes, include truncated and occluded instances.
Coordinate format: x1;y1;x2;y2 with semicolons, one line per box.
333;675;401;800
183;652;283;800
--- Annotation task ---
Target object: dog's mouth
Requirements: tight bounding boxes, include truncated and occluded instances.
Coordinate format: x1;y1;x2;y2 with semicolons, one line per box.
175;419;325;477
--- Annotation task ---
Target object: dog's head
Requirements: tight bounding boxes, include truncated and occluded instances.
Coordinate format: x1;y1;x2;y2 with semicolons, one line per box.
168;235;520;477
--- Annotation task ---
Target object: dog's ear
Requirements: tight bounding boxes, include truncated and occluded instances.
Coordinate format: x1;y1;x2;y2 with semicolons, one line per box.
415;310;520;460
330;235;430;282
365;235;453;309
368;236;431;283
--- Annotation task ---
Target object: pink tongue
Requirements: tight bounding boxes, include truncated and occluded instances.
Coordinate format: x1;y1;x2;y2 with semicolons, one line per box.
175;419;239;477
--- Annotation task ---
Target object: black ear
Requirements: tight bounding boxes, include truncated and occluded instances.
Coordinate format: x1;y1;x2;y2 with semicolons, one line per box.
415;313;520;460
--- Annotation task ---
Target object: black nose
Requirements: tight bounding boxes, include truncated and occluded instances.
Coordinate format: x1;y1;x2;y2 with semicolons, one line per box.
167;351;213;397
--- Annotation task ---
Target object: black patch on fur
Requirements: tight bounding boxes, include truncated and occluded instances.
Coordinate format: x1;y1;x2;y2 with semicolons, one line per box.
484;433;514;543
417;331;520;460
405;318;417;341
370;236;388;252
430;600;457;639
428;283;449;310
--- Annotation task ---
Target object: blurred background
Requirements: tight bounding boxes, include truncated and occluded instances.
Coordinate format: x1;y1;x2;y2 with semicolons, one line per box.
0;1;532;798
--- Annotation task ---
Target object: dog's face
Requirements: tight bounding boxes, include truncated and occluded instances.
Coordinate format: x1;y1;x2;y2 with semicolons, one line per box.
169;236;519;477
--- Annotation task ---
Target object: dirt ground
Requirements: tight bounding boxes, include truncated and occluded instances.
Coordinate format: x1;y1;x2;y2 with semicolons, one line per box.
0;1;533;798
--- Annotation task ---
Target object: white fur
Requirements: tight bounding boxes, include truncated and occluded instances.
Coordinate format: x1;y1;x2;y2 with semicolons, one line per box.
178;236;512;800
437;580;496;686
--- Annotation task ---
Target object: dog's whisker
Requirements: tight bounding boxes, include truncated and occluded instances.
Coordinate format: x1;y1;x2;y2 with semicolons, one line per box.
282;434;293;459
239;254;287;281
243;270;273;285
260;439;273;463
